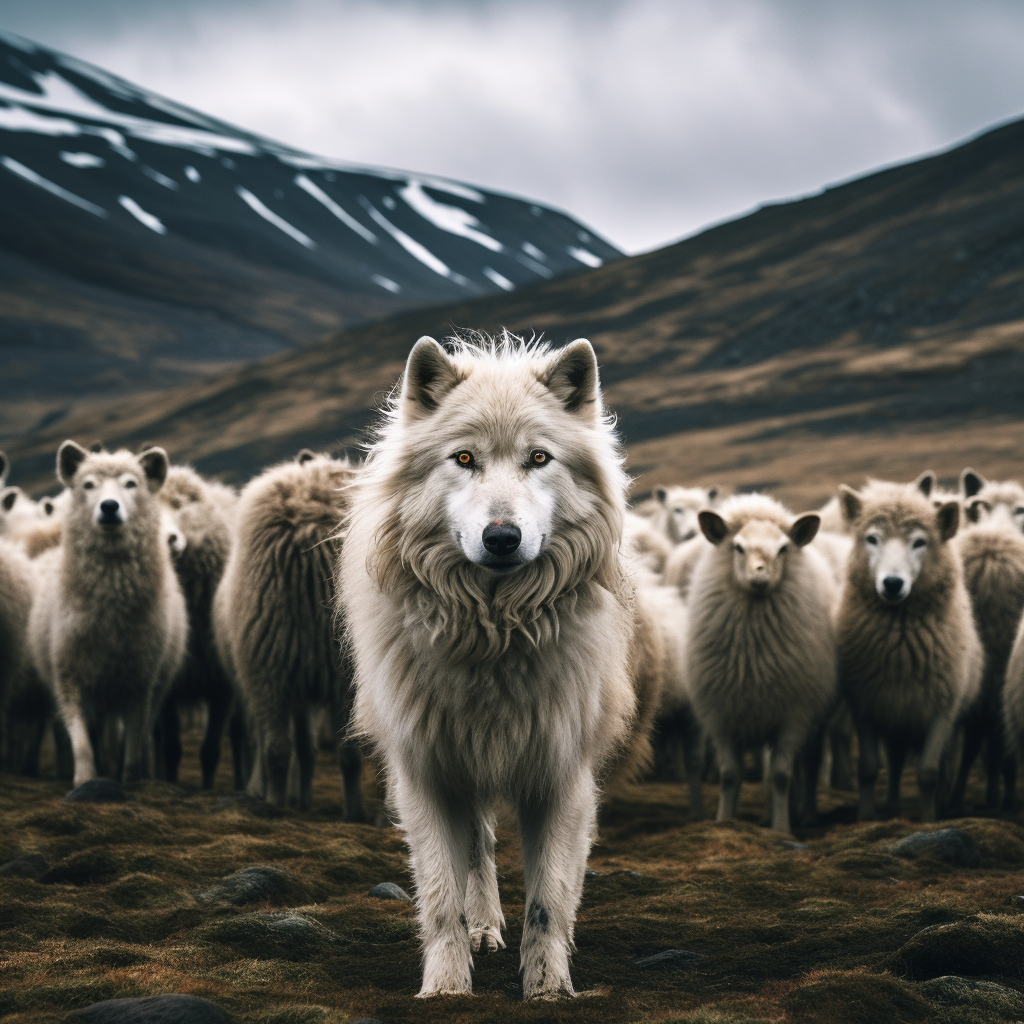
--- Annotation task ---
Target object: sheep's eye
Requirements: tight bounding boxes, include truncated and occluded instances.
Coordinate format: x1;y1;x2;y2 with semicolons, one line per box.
779;543;789;554
83;481;95;490
529;449;551;467
912;537;927;549
453;451;474;468
734;543;744;554
1015;507;1024;516
124;479;138;489
866;535;879;546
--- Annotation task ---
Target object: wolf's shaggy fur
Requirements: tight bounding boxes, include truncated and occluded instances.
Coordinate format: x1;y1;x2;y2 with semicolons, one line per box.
949;506;1024;810
28;443;188;786
685;493;837;834
837;481;982;821
156;466;240;789
339;334;642;999
623;511;673;575
214;452;362;814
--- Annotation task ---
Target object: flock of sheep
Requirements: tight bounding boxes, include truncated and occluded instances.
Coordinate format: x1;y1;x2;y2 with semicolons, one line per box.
1;440;1023;833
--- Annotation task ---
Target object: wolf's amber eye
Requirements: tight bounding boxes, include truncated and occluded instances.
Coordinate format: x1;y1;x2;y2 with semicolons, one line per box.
454;451;474;468
529;449;551;467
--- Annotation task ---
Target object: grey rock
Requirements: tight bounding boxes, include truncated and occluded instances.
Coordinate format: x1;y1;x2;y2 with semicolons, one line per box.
893;829;981;868
918;975;1024;1015
65;779;126;803
203;911;345;960
635;948;702;968
0;853;48;879
367;882;412;901
70;993;230;1023
780;841;809;852
197;865;292;905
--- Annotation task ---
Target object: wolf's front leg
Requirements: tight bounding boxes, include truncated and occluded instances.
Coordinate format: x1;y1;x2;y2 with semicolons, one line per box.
394;769;474;996
466;804;505;953
518;769;597;1000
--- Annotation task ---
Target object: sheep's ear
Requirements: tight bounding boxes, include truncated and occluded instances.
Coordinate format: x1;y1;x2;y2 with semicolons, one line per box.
655;487;668;505
961;468;985;498
936;500;960;542
838;485;862;525
698;509;729;545
542;339;600;417
138;447;169;492
965;498;989;524
296;448;316;465
2;487;18;512
400;337;461;419
706;486;719;503
57;441;88;485
0;449;7;486
789;513;821;547
914;470;936;497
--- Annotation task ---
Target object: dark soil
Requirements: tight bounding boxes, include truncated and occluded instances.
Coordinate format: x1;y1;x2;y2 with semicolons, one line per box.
2;728;1023;1024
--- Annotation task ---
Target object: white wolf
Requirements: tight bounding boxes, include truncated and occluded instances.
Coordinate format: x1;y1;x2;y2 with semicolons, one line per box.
339;334;652;999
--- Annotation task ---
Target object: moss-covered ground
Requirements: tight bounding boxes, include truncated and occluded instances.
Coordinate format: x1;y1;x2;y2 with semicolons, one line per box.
2;730;1023;1024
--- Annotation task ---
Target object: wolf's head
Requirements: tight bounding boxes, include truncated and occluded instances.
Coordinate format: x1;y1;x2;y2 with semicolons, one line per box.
359;333;627;654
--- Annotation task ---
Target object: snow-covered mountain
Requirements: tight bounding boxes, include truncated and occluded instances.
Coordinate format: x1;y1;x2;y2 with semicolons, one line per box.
0;32;620;417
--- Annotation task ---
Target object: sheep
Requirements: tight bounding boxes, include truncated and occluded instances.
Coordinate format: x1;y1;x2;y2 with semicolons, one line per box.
948;499;1024;811
213;450;363;816
27;442;188;786
961;468;1024;534
685;493;837;833
638;485;721;544
623;510;674;575
1004;613;1024;798
0;538;36;771
155;466;242;789
1;486;49;542
836;481;982;821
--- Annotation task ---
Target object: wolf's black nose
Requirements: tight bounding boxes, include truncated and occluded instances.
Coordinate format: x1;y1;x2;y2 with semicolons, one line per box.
100;499;120;517
482;523;521;557
882;575;905;601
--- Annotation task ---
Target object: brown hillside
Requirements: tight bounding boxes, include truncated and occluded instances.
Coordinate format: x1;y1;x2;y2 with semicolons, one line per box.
7;116;1024;504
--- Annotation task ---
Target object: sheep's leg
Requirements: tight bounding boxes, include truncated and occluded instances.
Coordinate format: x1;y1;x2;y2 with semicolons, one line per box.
262;705;292;808
330;695;366;822
919;716;956;822
394;769;474;997
121;701;150;785
768;740;798;834
716;742;743;821
681;713;706;820
885;739;907;812
64;700;97;788
797;723;826;826
466;803;505;954
856;722;880;821
229;704;248;791
829;706;856;791
950;717;984;814
200;689;231;790
518;769;595;999
293;704;315;811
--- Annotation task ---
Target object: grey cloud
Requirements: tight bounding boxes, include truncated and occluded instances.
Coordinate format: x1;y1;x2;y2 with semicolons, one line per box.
3;0;1024;252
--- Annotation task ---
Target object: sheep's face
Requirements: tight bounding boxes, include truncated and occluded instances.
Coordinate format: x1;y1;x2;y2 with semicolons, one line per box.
967;483;1024;534
657;486;717;543
862;522;930;604
699;509;820;596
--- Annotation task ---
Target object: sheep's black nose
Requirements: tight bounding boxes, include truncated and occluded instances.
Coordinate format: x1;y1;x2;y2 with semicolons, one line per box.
482;523;521;557
882;575;905;601
99;499;120;517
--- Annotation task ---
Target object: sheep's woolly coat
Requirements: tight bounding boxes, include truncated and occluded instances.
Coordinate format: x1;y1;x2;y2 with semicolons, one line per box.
0;538;35;767
1004;615;1024;765
837;483;982;741
686;494;837;754
215;453;358;810
28;446;187;785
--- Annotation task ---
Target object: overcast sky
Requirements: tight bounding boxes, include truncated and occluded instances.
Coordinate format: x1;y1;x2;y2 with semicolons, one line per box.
4;0;1024;253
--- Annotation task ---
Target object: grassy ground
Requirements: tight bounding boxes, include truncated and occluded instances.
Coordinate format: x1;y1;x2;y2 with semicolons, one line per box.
1;731;1023;1024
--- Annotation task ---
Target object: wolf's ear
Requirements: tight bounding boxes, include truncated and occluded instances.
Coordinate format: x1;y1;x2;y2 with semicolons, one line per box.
961;468;985;498
698;509;729;545
542;339;600;416
401;337;461;419
936;500;960;542
655;487;668;505
789;513;820;547
2;487;18;513
914;470;936;498
138;447;169;492
0;449;7;487
838;485;862;525
57;441;88;486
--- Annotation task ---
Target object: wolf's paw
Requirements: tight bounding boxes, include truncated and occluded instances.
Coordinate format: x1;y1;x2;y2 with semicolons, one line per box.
470;924;506;953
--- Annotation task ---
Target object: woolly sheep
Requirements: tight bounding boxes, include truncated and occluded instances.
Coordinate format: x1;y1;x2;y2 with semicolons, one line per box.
836;480;982;821
686;493;837;833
